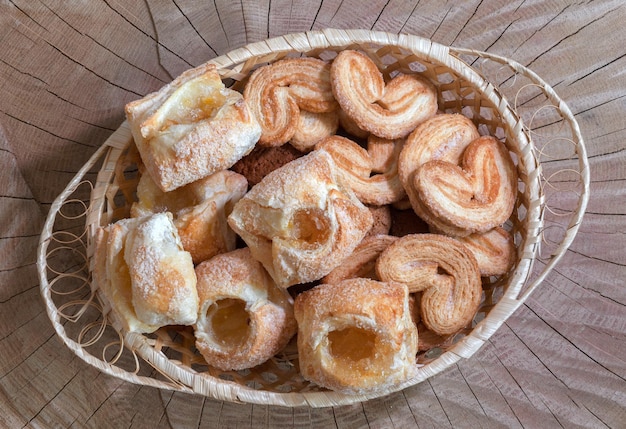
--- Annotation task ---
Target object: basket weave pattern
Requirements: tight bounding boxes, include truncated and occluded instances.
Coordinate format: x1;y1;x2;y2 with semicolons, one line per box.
38;29;588;407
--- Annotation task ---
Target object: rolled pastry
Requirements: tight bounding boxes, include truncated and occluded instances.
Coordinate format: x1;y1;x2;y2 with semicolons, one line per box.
455;226;516;277
294;278;418;395
131;169;248;264
125;63;261;192
194;248;296;371
227;150;373;288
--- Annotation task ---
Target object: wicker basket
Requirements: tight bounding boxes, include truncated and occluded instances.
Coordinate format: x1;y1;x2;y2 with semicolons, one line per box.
37;29;589;407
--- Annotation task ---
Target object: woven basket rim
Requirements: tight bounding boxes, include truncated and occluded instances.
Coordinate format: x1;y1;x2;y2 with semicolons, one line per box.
37;29;589;408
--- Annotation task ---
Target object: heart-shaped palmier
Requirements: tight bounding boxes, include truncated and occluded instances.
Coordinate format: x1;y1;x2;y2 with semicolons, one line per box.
455;226;516;277
376;234;482;335
330;50;437;140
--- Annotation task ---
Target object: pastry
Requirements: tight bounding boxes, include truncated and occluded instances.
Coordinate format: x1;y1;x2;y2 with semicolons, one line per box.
131;169;248;264
243;58;338;147
414;135;518;235
365;204;392;238
294;278;418;395
123;212;198;327
230;143;303;186
376;234;482;335
316;135;406;205
330;50;437;139
125;63;261;192
455;227;516;276
290;110;339;152
194;248;297;371
227;150;373;288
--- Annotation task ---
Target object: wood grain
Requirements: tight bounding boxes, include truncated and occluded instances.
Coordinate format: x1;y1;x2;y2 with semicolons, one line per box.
1;0;625;427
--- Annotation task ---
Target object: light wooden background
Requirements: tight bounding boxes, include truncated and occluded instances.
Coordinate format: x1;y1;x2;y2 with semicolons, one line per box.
1;1;625;428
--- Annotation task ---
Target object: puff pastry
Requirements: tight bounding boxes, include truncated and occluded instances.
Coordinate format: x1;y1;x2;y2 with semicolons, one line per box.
376;234;482;335
294;278;418;395
415;135;518;235
125;63;261;192
290;110;339;152
243;58;338;147
455;226;516;276
227;150;373;288
330;50;437;139
194;248;297;371
131;169;248;264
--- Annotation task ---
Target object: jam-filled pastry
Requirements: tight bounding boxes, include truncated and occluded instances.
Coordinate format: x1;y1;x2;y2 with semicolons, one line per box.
376;234;482;336
227;150;373;288
455;226;516;277
125;63;261;192
131;169;248;264
330;50;437;140
398;113;480;232
294;278;418;395
414;135;518;236
93;213;198;332
194;248;297;371
243;58;338;147
316;135;405;205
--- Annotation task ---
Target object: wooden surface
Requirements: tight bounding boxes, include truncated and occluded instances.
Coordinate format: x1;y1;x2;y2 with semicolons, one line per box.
1;1;625;427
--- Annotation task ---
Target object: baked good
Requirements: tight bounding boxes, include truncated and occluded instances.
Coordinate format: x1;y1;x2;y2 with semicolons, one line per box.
131;169;248;264
294;278;418;395
194;248;297;371
243;58;338;147
230;144;302;186
125;63;261;192
290;110;339;152
455;226;516;276
227;150;373;288
365;204;392;238
330;50;437;139
376;234;482;335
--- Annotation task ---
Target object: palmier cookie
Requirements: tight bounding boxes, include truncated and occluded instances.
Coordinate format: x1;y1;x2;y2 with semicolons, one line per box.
316;135;405;205
330;50;437;140
294;278;418;395
376;234;482;336
125;63;261;192
227;150;373;288
243;57;338;147
398;113;480;231
455;227;516;277
131;169;248;264
415;135;518;236
194;248;297;371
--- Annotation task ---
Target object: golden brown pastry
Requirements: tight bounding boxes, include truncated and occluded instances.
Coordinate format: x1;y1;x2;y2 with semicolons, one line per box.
455;226;516;277
290;110;339;152
227;150;373;288
123;212;198;327
194;248;297;371
131;169;248;264
316;135;406;205
414;135;518;236
330;50;437;140
125;63;261;192
376;234;482;335
294;278;418;395
243;58;338;147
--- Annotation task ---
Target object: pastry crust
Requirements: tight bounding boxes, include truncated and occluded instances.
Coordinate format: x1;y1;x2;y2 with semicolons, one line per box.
124;212;198;327
330;50;437;140
455;226;516;276
131;169;248;264
294;278;418;395
227;150;373;288
194;248;296;371
125;63;261;192
376;234;482;335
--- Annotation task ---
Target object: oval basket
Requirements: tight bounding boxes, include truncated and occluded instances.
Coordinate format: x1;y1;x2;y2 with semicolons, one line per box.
37;29;589;407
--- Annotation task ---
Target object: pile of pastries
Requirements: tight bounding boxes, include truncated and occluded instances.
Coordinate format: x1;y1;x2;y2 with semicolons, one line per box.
93;50;518;395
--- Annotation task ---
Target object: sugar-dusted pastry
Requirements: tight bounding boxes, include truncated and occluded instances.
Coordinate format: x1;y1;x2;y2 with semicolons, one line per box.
227;150;373;288
316;135;406;205
455;226;516;277
290;110;339;152
131;169;248;264
93;218;160;333
194;248;297;371
125;63;261;192
376;234;482;335
123;212;198;327
398;113;480;231
294;278;418;395
414;135;518;236
243;58;338;147
330;50;437;140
